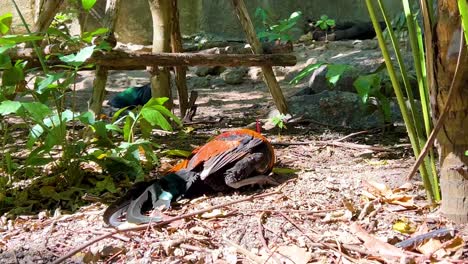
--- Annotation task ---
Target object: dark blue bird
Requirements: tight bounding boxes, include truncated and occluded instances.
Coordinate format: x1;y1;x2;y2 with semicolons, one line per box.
108;83;152;109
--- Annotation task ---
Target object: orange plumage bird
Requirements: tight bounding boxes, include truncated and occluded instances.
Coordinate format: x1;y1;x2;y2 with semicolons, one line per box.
103;129;276;227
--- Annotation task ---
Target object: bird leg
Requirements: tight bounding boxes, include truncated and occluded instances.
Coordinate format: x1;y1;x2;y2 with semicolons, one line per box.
226;175;279;189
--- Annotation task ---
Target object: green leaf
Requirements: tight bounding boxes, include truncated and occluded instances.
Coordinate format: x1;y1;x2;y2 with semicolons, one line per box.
353;74;381;104
162;149;192;158
2;64;24;86
0;34;43;45
149;105;181;125
139;118;152;139
95;176;117;193
465;150;468;156
0;100;22;115
22;102;52;123
81;27;108;43
0;53;12;69
78;111;95;125
39;186;60;200
326;64;351;87
59;45;95;67
36;72;65;94
327;20;336;27
144;97;169;107
81;0;97;11
123;115;132;141
0;13;13;35
26;156;53;166
140;107;172;131
272;167;299;175
289;62;325;84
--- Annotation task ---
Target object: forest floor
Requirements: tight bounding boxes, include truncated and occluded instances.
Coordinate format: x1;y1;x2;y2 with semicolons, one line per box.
1;42;467;264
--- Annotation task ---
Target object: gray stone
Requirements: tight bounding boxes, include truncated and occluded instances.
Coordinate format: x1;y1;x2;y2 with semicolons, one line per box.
188;76;210;88
221;67;248;85
195;66;226;77
283;90;421;129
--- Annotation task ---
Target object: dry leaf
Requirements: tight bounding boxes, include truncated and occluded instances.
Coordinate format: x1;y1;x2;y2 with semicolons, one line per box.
350;222;407;260
417;238;443;255
201;209;229;219
393;218;415;234
276;245;312;264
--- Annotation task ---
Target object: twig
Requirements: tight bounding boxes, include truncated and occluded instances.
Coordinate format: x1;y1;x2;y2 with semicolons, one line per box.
334;130;370;142
51;190;281;264
223;237;264;264
406;27;465;180
272;140;389;152
257;212;269;249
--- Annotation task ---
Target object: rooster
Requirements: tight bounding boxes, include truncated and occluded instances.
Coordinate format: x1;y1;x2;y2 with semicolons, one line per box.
103;129;276;227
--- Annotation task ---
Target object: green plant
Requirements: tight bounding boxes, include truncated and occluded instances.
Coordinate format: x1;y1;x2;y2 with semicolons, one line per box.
290;62;352;88
315;15;336;31
270;113;287;130
255;8;302;42
365;0;439;202
0;1;180;213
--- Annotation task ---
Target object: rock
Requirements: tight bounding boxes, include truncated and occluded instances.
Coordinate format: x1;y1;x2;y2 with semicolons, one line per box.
281;90;420;129
188;76;210;88
221;67;247;85
195;66;226;77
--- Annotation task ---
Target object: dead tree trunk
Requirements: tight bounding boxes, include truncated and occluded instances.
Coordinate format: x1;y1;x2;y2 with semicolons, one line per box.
88;0;121;116
433;2;468;223
231;0;288;114
148;0;173;110
170;0;189;117
33;0;65;33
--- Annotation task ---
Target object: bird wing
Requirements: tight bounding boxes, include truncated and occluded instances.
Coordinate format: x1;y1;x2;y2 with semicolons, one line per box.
199;136;264;180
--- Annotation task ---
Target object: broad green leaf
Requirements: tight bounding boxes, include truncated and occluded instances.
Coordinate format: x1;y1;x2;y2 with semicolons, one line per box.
22;102;52;123
149;104;181;125
289;62;325;84
111;106;130;123
0;53;12;69
0;34;43;45
36;72;65;94
39;186;60;200
59;45;95;67
27;124;45;148
162;149;192;158
272;167;299;175
95;176;117;193
326;64;351;87
0;100;21;115
0;13;13;35
144;97;169;107
78;111;95;125
140;107;172;131
81;27;108;43
139;118;152;139
123;115;132;141
46;27;72;41
105;124;121;132
353;74;381;103
465;150;468;156
2;65;24;86
26;155;53;166
81;0;97;11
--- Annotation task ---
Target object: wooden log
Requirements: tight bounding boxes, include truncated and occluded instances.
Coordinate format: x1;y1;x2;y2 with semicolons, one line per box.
231;0;289;114
170;0;189;118
10;50;296;68
148;0;173;110
88;0;121;116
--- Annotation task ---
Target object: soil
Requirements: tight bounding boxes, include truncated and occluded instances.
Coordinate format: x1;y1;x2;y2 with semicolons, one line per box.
1;42;467;264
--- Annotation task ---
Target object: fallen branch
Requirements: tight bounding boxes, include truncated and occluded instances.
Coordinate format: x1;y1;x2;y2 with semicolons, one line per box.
51;190;281;264
272;140;389;152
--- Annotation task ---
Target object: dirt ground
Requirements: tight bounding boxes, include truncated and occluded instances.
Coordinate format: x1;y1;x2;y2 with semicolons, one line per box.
1;42;467;264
